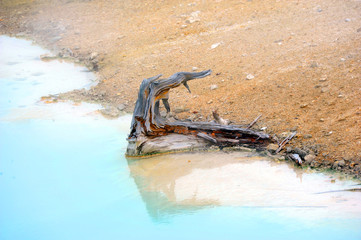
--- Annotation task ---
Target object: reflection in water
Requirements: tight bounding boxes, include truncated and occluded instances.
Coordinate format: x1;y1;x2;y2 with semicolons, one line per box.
128;152;361;222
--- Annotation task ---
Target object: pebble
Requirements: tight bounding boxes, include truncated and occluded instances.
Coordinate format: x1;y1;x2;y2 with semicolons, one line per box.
340;58;346;61
304;154;316;164
186;11;201;24
345;18;351;22
319;75;327;82
246;74;255;80
338;159;346;167
90;52;98;60
210;84;218;90
333;160;345;169
325;131;333;136
100;106;120;118
117;103;126;111
303;134;313;139
50;36;62;43
192;67;198;71
207;100;213;104
274;39;283;45
321;87;328;93
290;126;298;131
300;103;308;108
319;118;325;122
211;42;221;49
266;144;279;153
293;147;307;158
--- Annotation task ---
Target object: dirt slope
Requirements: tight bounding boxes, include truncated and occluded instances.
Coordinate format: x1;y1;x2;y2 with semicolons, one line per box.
1;0;360;176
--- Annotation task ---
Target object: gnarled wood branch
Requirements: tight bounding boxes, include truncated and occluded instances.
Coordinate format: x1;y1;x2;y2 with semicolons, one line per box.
127;70;270;156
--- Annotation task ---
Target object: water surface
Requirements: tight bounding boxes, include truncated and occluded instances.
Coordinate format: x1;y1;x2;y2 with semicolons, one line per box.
1;36;361;240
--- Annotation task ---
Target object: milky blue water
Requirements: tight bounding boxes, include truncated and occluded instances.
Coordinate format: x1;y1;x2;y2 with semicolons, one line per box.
1;36;361;240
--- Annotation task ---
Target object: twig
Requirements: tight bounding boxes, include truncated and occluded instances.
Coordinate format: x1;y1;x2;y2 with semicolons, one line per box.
212;110;230;125
197;132;217;143
276;132;296;153
247;114;262;129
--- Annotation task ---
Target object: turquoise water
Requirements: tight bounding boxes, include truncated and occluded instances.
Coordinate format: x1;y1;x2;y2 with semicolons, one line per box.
1;36;361;240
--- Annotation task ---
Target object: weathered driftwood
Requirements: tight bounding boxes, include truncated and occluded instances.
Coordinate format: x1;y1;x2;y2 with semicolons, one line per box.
126;70;270;157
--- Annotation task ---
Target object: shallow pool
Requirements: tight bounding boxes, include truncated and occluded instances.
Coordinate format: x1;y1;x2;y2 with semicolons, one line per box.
1;36;360;240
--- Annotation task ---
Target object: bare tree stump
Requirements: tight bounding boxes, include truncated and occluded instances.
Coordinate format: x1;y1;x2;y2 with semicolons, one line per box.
126;70;270;156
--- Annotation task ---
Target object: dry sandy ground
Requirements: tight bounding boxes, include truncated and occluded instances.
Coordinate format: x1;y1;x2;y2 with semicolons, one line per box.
1;0;360;176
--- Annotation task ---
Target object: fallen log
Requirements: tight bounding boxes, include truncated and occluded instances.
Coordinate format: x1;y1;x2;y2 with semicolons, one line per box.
126;70;271;157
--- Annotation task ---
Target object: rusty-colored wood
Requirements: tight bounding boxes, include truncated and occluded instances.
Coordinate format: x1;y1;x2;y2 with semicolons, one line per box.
127;70;270;156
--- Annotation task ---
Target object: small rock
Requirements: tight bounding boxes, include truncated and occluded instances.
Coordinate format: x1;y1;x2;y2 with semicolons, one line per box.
207;100;213;104
290;126;298;131
100;106;120;118
211;42;221;49
300;103;308;108
304;154;316;164
338;160;346;167
210;84;218;90
325;131;333;136
293;147;307;159
186;11;201;24
321;87;328;93
192;67;198;71
40;53;57;61
303;134;312;139
319;75;327;82
180;24;187;29
89;52;98;60
345;18;351;22
260;127;267;131
267;144;279;154
319;118;325;122
332;161;339;169
50;36;62;43
340;57;346;61
117;104;126;111
246;74;254;80
310;161;320;168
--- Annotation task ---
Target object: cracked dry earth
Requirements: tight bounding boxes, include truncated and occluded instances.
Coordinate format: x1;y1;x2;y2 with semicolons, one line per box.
1;0;360;177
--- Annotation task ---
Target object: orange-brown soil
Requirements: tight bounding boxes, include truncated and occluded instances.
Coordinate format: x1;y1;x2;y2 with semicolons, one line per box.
1;0;360;176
